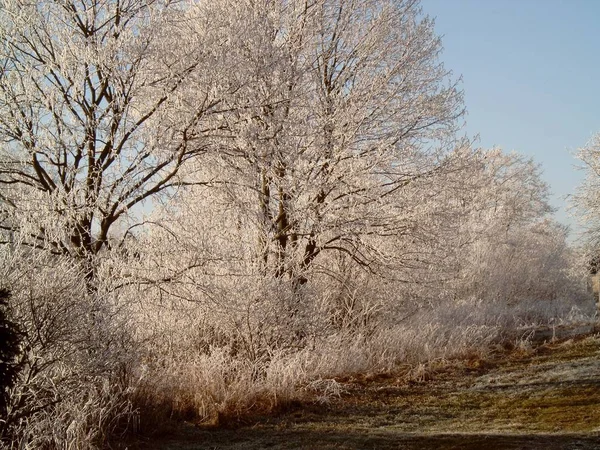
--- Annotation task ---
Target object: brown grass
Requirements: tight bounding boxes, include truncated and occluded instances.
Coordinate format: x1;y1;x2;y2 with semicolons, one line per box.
124;334;600;450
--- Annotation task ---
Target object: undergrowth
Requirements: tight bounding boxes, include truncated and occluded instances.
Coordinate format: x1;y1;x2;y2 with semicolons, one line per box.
0;249;595;448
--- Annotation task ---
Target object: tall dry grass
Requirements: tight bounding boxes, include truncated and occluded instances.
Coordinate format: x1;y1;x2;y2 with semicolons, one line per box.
120;260;595;431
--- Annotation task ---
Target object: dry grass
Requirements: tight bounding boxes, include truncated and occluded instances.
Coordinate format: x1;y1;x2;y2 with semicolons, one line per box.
129;334;600;450
2;242;596;448
125;298;597;434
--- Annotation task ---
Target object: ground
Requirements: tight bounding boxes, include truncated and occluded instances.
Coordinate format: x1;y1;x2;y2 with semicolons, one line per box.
131;332;600;450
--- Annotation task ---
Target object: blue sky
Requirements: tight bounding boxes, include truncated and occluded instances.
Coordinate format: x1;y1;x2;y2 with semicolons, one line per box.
421;0;600;240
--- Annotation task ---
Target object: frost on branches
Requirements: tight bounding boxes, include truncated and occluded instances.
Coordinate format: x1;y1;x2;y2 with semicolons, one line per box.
0;0;226;280
0;1;591;447
574;134;600;247
162;0;465;287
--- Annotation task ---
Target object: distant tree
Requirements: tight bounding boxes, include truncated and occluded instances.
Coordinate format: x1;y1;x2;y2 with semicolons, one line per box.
573;133;600;247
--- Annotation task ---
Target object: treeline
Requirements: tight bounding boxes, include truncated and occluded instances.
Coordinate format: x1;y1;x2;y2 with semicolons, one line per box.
0;0;593;448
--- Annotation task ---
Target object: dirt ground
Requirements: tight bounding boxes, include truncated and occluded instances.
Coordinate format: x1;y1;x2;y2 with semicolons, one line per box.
132;333;600;450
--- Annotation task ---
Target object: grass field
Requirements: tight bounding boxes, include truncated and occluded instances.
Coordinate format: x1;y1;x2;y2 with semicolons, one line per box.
129;333;600;450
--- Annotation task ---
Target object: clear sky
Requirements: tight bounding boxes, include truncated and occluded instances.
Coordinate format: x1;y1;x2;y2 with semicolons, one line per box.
420;0;600;241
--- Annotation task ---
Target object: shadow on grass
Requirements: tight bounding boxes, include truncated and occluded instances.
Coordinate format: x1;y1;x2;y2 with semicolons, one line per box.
142;427;600;450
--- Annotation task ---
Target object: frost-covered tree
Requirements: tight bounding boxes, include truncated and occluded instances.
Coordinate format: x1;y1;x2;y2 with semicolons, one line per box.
175;0;465;287
0;0;224;274
573;133;600;247
443;149;565;304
